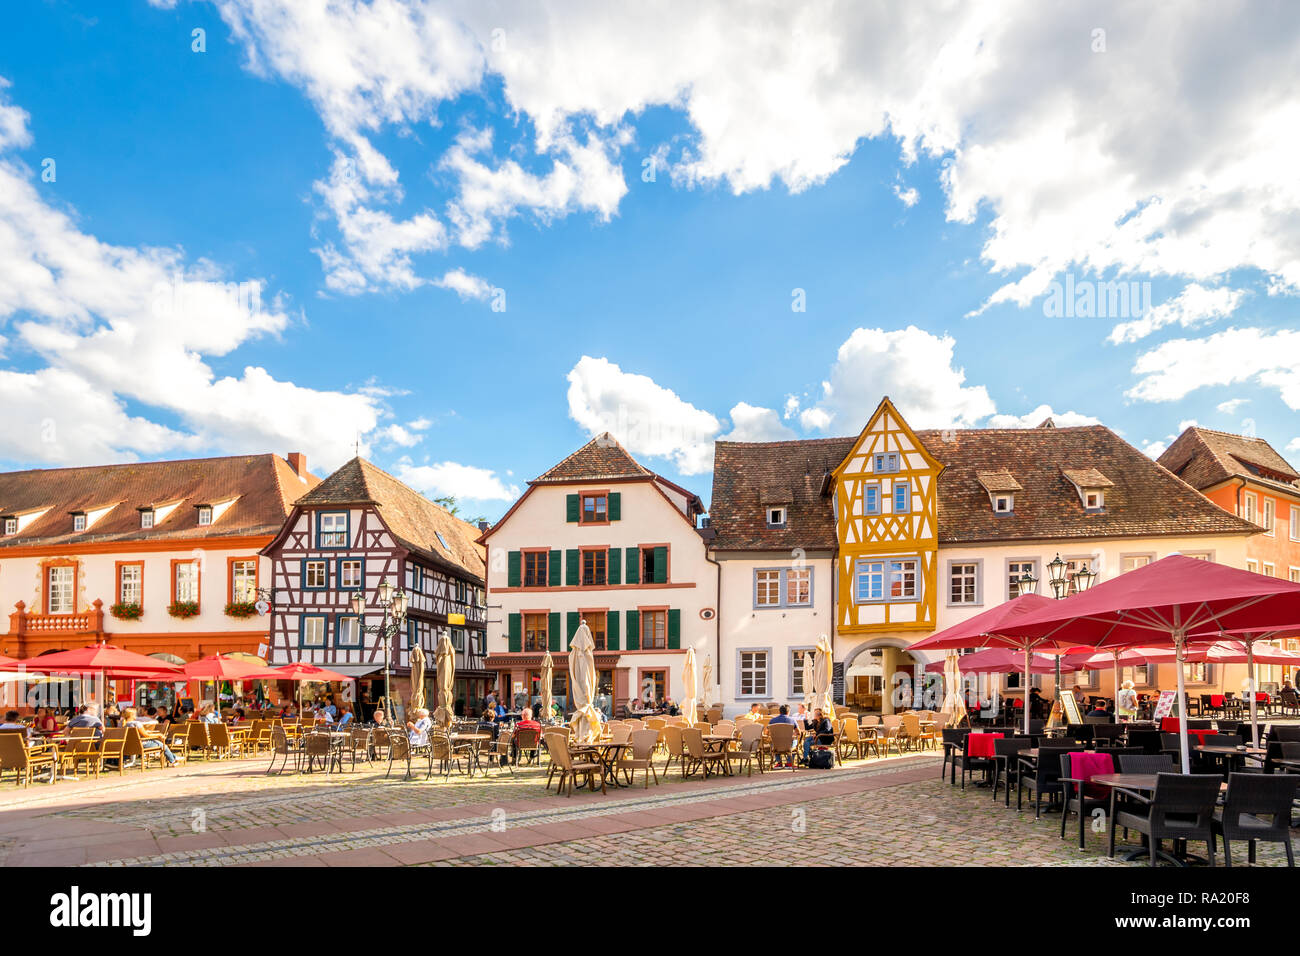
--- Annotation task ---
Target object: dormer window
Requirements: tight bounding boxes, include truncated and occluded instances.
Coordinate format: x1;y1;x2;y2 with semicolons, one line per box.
72;512;86;532
766;506;787;528
993;494;1014;514
3;517;15;536
1084;490;1105;511
197;506;212;526
140;509;155;529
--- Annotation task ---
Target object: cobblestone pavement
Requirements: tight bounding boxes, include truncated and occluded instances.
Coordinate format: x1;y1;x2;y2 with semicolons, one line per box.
0;748;1290;867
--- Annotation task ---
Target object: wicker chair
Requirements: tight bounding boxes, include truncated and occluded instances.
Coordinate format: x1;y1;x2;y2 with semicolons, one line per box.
544;733;604;796
302;732;335;774
878;715;907;758
1108;772;1220;867
1017;744;1076;817
1212;772;1298;866
124;727;167;771
726;723;765;777
514;727;542;765
618;728;662;787
661;725;687;777
0;732;56;786
1059;752;1115;848
766;722;797;771
99;728;129;775
991;737;1034;807
838;716;877;761
266;725;301;775
681;726;727;780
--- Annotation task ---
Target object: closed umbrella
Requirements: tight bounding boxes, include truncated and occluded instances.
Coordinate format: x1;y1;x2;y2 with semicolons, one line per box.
540;650;554;723
701;654;714;710
433;633;455;728
939;652;968;726
803;651;816;713
409;643;427;713
681;647;698;728
568;620;602;743
812;634;835;720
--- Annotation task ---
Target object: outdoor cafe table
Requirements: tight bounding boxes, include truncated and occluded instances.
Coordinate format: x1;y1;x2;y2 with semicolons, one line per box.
1193;744;1265;773
449;732;491;776
570;740;629;788
1093;772;1227;866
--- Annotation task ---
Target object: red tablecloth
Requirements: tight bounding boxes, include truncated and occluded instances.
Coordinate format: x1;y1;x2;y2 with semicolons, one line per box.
1161;718;1218;745
966;732;1003;758
1070;751;1115;798
1210;694;1224;708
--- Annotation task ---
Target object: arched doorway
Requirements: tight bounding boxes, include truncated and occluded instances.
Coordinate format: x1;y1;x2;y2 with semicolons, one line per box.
135;652;186;712
842;637;941;714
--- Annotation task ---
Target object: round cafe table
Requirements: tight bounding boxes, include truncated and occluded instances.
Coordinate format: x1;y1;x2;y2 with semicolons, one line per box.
570;740;628;788
1092;772;1226;866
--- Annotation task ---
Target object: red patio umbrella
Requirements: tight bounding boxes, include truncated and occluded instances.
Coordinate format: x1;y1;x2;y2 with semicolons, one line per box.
262;662;354;716
998;554;1300;772
0;642;183;712
182;654;281;712
911;593;1061;733
1185;627;1300;742
922;647;1073;674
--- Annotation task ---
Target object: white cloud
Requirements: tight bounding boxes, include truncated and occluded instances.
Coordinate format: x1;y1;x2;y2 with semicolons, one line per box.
1217;398;1249;414
892;182;919;208
0;81;383;469
721;402;796;442
1127;327;1300;409
782;394;800;420
393;460;519;502
802;326;996;432
986;404;1101;429
433;267;493;302
1142;440;1170;459
565;356;721;474
799;407;834;432
1108;284;1248;345
1287;437;1300;454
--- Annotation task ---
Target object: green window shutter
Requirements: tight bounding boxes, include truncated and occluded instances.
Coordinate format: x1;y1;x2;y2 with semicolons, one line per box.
507;551;521;588
653;546;668;583
626;547;640;584
507;613;521;652
607;611;620;650
625;609;640;650
566;549;580;586
566;494;580;523
607;547;622;585
548;550;562;587
608;491;621;521
548;612;562;652
566;611;580;648
667;609;681;649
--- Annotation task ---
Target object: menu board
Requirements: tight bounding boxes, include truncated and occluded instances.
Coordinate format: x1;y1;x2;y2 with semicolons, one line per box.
1152;689;1178;720
1059;688;1083;725
832;663;845;704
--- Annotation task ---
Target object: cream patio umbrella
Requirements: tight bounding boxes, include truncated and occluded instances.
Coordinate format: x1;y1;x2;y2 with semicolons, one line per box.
540;650;554;723
408;642;427;713
939;652;968;726
432;633;455;728
568;620;602;743
680;646;698;728
802;651;816;712
701;654;714;710
812;634;835;720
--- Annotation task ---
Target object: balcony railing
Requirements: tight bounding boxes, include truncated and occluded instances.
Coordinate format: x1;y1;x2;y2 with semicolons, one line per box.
8;599;106;636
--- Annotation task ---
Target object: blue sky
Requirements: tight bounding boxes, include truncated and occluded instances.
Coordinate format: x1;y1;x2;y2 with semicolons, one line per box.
2;2;1298;519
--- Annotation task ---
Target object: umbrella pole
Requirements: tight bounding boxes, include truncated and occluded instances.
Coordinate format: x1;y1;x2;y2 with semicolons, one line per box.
1023;649;1031;734
1247;639;1258;745
1113;650;1121;719
1175;631;1190;774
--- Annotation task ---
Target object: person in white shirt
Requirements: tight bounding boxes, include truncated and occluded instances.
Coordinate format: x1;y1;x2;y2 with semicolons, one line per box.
792;704;811;730
406;708;432;747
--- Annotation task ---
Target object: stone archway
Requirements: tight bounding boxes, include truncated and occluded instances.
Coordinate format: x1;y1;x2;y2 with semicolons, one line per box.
841;636;941;715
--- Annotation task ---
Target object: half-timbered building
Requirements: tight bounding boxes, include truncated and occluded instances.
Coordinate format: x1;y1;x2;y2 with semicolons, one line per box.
261;457;488;719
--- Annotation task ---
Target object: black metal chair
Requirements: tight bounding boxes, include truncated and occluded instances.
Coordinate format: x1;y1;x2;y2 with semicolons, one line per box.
992;737;1034;807
1059;752;1115;848
1017;745;1076;818
940;728;969;782
1066;724;1095;744
1118;753;1176;774
1108;772;1220;867
1126;729;1163;755
1092;724;1125;747
954;733;997;789
1212;772;1297;866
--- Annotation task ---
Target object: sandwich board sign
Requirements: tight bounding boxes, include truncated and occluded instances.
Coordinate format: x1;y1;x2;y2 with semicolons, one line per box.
1153;689;1178;719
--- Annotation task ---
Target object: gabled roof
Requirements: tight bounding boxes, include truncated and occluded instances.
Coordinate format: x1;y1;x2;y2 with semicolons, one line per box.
1157;426;1300;497
295;458;485;581
709;425;1258;550
976;470;1023;494
0;453;319;548
531;433;655;484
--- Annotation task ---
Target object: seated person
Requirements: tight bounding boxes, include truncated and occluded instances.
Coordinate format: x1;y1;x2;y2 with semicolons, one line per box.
1087;700;1110;718
511;707;542;763
66;703;105;739
198;704;222;724
768;705;797;767
738;703;765;722
35;707;59;733
123;707;179;766
0;710;32;740
406;708;432;747
801;709;835;761
371;708;386;727
336;705;354;728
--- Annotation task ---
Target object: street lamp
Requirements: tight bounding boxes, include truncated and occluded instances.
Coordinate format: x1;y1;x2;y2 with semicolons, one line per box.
1015;571;1040;597
353;576;408;725
1046;553;1069;600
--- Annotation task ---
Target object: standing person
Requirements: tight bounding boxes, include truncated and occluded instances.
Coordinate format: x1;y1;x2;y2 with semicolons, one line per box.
1028;687;1047;721
1116;680;1138;721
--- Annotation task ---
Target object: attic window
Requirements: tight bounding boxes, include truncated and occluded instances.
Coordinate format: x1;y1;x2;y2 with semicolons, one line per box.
72;512;86;532
1084;491;1105;511
874;453;900;474
993;494;1014;514
766;506;787;528
140;510;155;529
197;506;212;526
3;517;15;536
434;531;450;550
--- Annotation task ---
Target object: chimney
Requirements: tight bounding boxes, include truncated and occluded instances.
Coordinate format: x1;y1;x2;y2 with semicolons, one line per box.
287;452;307;477
477;519;490;533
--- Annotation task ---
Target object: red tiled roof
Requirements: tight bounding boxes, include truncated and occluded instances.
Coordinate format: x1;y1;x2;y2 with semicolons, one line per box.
0;454;319;547
531;433;656;484
1157;426;1300;496
296;458;485;581
709;426;1257;550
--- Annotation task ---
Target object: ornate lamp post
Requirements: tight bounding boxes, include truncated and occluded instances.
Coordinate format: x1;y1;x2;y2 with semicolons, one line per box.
351;577;408;725
1021;556;1098;724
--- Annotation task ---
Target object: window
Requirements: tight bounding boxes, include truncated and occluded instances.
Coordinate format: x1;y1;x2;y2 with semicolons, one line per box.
993;494;1014;514
766;506;787;527
738;651;769;697
874;452;900;473
173;560;199;604
1083;490;1105;510
47;565;75;614
1120;665;1151;687
581;548;607;586
1121;554;1153;573
889;559;918;599
524;613;549;652
641;546;667;583
118;563;142;605
2;517;15;535
338;558;363;590
72;513;86;532
1263;499;1275;534
1290;568;1300;584
864;484;880;515
894;482;910;513
304;559;328;590
301;616;326;648
197;506;212;526
581;494;608;524
641;610;667;649
434;530;449;550
318;511;348;548
949;562;979;605
1183;551;1212;561
790;649;813;697
855;560;884;603
336;615;361;647
140;510;154;529
522;551;548;588
786;567;812;606
638;669;667;703
755;569;781;607
755;568;813;608
230;559;258;603
450;627;464;651
1065;557;1094;594
1184;661;1210;684
1263;562;1276;577
1007;560;1035;600
585;611;607;650
1247;559;1259;575
1243;494;1257;525
1292;507;1300;541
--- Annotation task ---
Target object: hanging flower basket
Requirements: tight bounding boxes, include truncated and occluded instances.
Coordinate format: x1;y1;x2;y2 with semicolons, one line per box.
167;600;201;619
224;601;259;619
109;601;143;621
